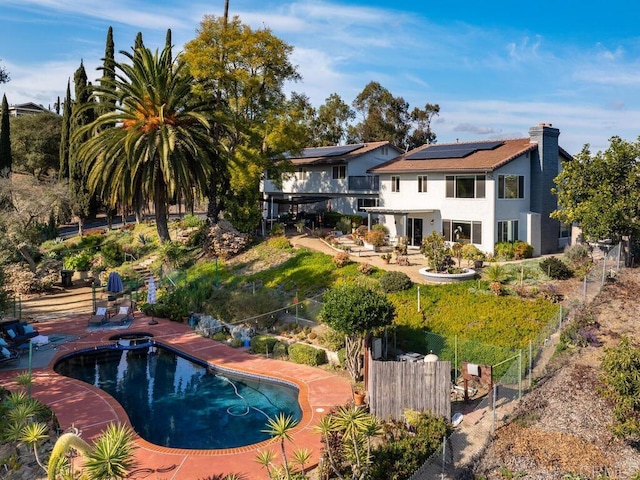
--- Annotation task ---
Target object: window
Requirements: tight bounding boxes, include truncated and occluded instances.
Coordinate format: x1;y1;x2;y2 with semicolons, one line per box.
442;220;482;244
445;175;485;198
497;220;519;242
381;146;389;155
391;176;400;193
357;198;379;212
498;174;525;199
559;222;571;238
332;165;346;179
417;175;428;193
296;167;307;180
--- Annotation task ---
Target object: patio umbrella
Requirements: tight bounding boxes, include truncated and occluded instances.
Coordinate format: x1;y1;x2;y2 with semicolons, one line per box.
146;275;158;325
106;271;124;296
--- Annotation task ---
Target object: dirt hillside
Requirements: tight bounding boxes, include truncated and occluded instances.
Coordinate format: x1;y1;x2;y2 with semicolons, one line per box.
470;267;640;479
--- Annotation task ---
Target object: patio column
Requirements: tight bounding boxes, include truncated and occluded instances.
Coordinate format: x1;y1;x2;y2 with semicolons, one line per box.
403;213;408;238
367;212;372;230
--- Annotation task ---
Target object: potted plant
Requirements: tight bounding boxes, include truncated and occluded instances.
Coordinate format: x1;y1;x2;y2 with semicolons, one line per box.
380;253;392;264
352;382;366;406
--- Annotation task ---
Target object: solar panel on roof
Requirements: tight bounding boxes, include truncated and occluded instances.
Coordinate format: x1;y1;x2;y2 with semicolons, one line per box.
406;141;504;160
299;144;364;158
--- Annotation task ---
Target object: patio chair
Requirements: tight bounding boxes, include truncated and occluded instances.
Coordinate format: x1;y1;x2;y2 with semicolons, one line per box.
110;306;133;325
88;306;109;327
0;346;20;366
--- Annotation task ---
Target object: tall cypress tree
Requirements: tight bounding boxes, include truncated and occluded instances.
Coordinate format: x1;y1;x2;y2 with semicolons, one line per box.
165;29;172;65
0;94;10;177
69;61;95;234
100;26;116;118
59;80;72;179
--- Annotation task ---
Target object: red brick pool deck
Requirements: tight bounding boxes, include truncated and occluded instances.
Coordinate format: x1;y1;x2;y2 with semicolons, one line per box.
0;315;352;479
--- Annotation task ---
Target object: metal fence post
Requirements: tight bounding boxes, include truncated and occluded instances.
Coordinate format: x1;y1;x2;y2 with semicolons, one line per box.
454;335;458;380
529;340;533;388
518;349;522;399
492;384;497;434
441;435;446;480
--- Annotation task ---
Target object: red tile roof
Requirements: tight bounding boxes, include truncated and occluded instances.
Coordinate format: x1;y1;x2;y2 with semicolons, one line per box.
368;138;570;174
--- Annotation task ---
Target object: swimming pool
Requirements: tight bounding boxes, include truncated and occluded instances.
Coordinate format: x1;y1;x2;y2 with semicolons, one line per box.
54;341;302;449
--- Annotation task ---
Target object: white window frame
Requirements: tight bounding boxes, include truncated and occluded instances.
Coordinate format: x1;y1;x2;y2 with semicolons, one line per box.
498;174;525;199
391;176;400;193
497;220;519;242
417;175;428;193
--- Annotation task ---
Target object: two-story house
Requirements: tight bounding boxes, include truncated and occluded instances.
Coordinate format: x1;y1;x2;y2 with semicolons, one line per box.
365;124;573;256
260;141;403;221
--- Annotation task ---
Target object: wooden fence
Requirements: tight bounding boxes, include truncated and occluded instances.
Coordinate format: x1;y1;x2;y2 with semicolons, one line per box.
367;356;451;421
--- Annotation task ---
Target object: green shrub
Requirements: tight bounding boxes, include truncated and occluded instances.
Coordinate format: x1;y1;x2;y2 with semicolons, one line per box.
181;214;205;228
380;271;413;293
337;347;346;366
319;329;346;351
272;342;289;359
336;216;352;234
370;410;451;480
372;223;389;234
100;242;124;267
211;331;229;342
251;335;280;354
539;256;573;280
270;223;285;236
267;236;292;250
160;241;194;270
65;251;93;271
461;244;485;266
77;234;104;250
288;342;327;366
513;241;534;259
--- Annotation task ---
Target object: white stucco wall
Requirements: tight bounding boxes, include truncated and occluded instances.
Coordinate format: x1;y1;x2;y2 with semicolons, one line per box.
375;152;540;255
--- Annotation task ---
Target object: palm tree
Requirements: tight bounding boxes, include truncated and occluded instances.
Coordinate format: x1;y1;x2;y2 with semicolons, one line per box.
75;37;212;243
262;413;298;480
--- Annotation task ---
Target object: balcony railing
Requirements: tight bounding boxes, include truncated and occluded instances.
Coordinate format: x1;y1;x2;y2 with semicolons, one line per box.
349;175;379;191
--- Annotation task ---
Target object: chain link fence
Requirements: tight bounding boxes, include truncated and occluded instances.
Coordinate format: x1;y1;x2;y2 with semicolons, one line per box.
410;243;625;479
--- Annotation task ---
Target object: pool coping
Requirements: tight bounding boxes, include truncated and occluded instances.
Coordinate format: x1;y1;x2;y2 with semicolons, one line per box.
0;314;352;478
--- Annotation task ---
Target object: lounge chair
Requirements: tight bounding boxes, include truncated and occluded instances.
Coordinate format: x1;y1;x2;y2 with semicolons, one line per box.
110;306;132;325
0;345;20;366
1;321;39;348
88;306;109;326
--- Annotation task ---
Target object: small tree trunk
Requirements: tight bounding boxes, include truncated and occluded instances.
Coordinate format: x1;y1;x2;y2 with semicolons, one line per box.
17;243;37;273
345;335;363;384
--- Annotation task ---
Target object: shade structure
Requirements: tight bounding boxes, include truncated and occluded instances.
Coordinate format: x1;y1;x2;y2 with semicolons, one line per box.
106;271;124;295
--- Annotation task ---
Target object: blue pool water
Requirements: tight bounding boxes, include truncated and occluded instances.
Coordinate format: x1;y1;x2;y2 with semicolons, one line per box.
54;342;302;449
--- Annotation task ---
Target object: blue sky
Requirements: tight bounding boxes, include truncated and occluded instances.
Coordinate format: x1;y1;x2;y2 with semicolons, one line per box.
1;0;639;154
